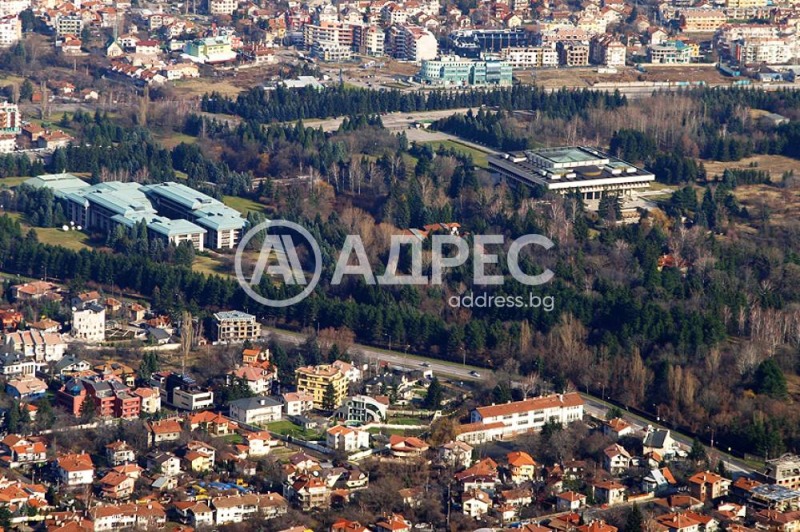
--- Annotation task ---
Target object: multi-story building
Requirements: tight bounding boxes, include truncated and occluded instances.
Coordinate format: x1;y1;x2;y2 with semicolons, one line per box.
55;14;83;37
281;391;315;416
311;41;354;62
228;396;283;424
0;0;30;17
538;27;591;47
458;393;584;444
500;46;559;68
335;394;389;424
326;425;370;453
56;376;142;419
679;8;727;32
213;311;261;343
0;14;20;47
4;330;67;362
590;35;626;67
183;35;238;64
731;38;795;65
0;100;19;154
303;22;353;51
648;40;692;63
417;56;512;86
448;28;530;57
56;453;95;486
159;373;214;411
71;304;106;342
386;24;437;62
688;471;731;502
726;0;767;8
764;455;800;490
488;146;655;210
353;24;384;56
0;351;35;377
557;42;590;66
208;0;236;15
295;364;348;410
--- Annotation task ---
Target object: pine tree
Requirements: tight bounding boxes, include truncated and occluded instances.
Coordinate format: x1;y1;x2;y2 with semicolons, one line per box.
423;377;444;409
7;401;19;433
322;383;337;412
624;504;644;532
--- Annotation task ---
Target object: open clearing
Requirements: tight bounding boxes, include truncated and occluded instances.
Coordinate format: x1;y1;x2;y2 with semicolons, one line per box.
424;139;490;168
192;254;234;279
222;195;265;215
733;183;800;231
701;154;800;181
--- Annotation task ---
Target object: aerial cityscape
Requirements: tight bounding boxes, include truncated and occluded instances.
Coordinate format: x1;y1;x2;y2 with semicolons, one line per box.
0;0;798;528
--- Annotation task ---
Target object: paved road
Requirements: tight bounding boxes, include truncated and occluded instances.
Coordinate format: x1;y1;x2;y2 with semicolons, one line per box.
302;107;478;133
262;326;483;382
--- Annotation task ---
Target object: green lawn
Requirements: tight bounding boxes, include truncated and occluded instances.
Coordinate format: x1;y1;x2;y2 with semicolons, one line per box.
192;255;233;279
0;177;30;188
222;195;265;215
267;420;324;440
424;140;489;168
154;131;198;149
34;227;94;251
387;416;430;426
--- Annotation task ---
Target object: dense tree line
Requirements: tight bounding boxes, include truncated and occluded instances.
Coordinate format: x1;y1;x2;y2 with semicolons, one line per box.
432;109;530;151
609;129;657;163
201;85;627;123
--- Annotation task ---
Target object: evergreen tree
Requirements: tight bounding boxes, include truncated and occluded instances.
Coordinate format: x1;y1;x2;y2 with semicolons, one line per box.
754;359;788;399
322;383;337;412
624;504;644;532
689;437;707;462
423;377;444;410
6;401;19;433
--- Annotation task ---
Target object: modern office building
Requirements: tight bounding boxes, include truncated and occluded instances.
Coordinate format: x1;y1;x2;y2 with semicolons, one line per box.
25;176;246;251
212;311;261;344
417;56;512;86
648;40;692;64
295;364;348;410
183;35;237;64
448;29;530;57
488;146;655;210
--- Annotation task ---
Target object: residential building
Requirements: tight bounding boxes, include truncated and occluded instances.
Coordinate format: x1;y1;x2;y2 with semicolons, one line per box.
557;491;587;511
55;14;83;36
282;391;315;416
99;471;135;500
604;444;632;474
331;360;363;383
375;514;411;532
689;471;731;502
507;451;537;483
241;430;276;457
643;467;678;494
593;480;627;505
0;0;29;17
732;38;795;65
145;418;183;446
440;440;474;469
228;364;276;394
326;425;370;453
56;376;141;419
765;455;800;490
9;280;57;301
187;410;234;435
303;22;353;50
106;440;136;466
417;56;512;86
6;376;47;400
590;35;626;66
0;14;20;47
460;392;584;443
386;24;437;62
0;435;47;468
643;429;677;456
388;435;429;458
311;41;353;62
680;9;726;32
213;311;261;343
183;35;238;64
353;24;384;56
602;417;634;439
4;330;67;362
295;364;348;410
56;453;95;486
649;40;692;64
157;372;214;411
91;503;166;531
212;493;288;525
656;512;703;532
71;304;105;342
208;0;237;15
133;387;161;414
488;147;655;210
499;46;559;68
288;475;330;510
229;396;283;424
335;394;388;423
558;42;590;66
449;28;530;57
0;351;36;376
463;489;492;517
146;451;181;476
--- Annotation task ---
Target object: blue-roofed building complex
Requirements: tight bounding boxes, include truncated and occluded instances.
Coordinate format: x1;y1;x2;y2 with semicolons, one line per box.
23;175;247;251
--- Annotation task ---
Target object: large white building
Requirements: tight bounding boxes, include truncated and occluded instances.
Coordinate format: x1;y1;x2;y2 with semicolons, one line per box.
208;0;236;15
0;0;30;17
326;425;370;453
0;14;20;47
71;304;106;342
4;330;67;362
457;392;584;444
732;38;796;65
500;46;559;69
387;24;437;62
335;394;388;424
488;146;655;210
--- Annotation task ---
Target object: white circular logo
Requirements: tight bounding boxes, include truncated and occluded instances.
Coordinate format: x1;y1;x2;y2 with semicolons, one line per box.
234;220;322;308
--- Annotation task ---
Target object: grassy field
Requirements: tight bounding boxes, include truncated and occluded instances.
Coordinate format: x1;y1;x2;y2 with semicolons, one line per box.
701;154;800;182
154;131;198;150
192;254;234;279
0;177;30;188
222;195;265;215
424;139;489;168
266;420;323;440
34;227;94;251
387;416;430;426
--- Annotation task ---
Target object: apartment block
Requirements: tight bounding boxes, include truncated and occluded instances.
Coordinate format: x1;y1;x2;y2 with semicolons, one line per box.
213;311;261;343
295;364;348;410
387;24;437;62
0;14;20;47
557;42;590;66
500;46;559;69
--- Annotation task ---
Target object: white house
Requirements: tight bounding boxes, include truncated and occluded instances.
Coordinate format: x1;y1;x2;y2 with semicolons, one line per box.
4;330;67;362
229;396;283;425
71;305;105;342
56;453;95;486
281;391;314;416
556;491;586;511
463;489;492;517
603;444;632;474
331;360;363;383
326;425;370;453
